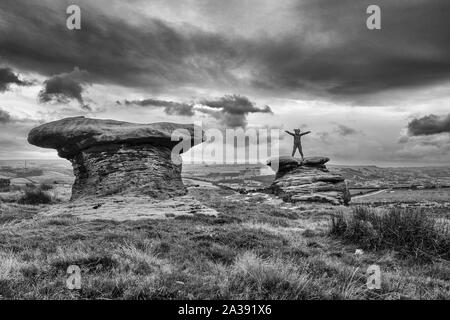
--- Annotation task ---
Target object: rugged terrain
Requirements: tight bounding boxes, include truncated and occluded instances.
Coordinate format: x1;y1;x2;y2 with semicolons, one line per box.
0;161;450;299
0;162;449;299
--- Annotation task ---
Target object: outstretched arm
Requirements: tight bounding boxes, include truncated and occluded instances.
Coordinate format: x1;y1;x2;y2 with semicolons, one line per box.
285;130;294;136
300;131;311;136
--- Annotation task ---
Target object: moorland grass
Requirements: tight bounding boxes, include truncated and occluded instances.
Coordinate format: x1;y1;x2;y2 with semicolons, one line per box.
330;206;450;261
0;189;448;299
17;186;52;205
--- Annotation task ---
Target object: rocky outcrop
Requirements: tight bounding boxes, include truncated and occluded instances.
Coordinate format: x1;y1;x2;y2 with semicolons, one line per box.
28;116;204;200
267;156;351;205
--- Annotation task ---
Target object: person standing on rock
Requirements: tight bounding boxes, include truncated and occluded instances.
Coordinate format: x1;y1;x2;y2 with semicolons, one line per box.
285;128;311;159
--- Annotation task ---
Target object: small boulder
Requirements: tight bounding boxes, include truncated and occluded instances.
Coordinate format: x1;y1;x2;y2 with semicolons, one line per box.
301;156;330;166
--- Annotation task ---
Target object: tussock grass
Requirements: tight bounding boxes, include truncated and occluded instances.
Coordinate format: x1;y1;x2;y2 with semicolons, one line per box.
39;183;54;191
115;243;173;274
17;186;52;205
224;252;313;299
48;244;118;273
0;251;27;281
0;204;39;224
0;187;448;299
330;206;450;261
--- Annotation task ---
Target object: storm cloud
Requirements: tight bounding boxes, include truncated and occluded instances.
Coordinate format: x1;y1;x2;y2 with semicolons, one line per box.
38;68;90;106
408;114;450;136
0;0;239;92
1;0;449;101
120;95;271;128
123;99;195;116
199;95;273;128
0;0;449;164
0;109;12;124
0;67;31;92
249;0;450;97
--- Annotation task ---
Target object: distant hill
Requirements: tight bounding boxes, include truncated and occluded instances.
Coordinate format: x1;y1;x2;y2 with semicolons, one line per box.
2;160;450;189
330;165;450;188
185;163;450;189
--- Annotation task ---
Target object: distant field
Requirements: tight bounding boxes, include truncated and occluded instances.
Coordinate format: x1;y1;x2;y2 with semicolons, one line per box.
349;189;378;196
2;160;450;206
353;188;450;203
0;159;74;186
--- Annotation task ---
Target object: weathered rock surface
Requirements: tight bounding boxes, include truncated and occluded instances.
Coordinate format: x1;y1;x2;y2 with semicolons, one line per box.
28;116;204;200
267;156;351;205
28;116;203;158
39;195;218;221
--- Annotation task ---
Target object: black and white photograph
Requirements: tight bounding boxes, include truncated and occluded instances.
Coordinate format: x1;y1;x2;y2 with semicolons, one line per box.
0;0;449;306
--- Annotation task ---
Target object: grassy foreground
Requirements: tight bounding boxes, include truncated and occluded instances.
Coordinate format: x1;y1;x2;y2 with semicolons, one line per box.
0;187;448;299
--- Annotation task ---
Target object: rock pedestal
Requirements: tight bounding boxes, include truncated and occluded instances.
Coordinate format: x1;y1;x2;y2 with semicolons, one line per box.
28;116;204;200
267;156;351;205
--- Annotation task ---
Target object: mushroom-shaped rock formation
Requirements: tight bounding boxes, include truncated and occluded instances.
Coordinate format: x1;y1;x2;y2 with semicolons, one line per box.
267;156;351;205
28;116;204;200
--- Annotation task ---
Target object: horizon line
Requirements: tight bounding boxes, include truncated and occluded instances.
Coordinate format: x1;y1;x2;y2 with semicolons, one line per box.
1;158;449;169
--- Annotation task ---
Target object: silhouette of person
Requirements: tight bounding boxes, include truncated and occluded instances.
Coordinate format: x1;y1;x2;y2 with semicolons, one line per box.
285;128;311;159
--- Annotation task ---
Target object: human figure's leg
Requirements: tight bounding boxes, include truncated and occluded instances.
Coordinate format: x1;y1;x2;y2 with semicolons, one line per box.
292;144;297;156
299;146;304;159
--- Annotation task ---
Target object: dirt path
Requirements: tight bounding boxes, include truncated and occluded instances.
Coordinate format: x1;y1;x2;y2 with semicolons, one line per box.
353;189;387;199
183;178;220;189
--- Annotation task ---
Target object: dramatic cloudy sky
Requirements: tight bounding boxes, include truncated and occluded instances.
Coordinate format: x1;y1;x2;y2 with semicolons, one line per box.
0;0;449;165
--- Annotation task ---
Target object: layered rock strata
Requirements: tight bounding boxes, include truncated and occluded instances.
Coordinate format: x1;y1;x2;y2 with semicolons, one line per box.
267;156;351;205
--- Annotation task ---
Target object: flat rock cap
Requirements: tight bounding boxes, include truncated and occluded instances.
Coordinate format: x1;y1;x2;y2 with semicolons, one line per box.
28;116;204;158
266;156;330;167
267;156;330;172
266;156;302;168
